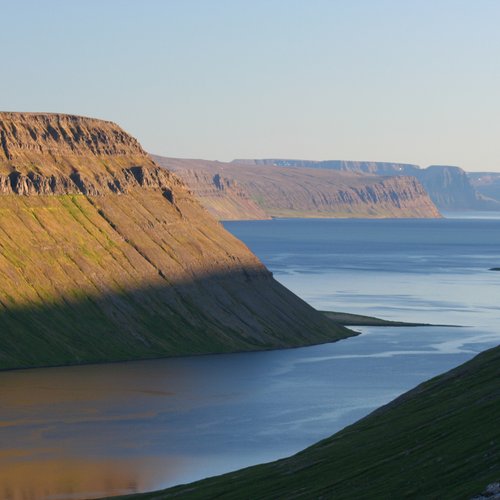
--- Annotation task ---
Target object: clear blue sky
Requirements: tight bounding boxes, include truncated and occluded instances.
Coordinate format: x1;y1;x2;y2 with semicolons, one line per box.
1;0;499;171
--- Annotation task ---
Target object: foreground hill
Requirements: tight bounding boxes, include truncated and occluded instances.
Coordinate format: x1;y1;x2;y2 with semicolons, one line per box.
238;159;500;212
125;344;500;499
0;112;350;370
153;156;441;219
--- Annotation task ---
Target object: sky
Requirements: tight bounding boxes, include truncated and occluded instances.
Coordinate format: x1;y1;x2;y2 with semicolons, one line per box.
1;0;499;172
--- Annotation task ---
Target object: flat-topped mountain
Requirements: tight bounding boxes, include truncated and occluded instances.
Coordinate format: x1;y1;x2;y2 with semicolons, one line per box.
236;159;500;211
0;112;177;196
0;112;350;370
153;156;441;219
235;158;421;175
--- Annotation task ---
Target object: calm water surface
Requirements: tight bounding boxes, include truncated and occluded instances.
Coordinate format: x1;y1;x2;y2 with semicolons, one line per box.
1;217;500;499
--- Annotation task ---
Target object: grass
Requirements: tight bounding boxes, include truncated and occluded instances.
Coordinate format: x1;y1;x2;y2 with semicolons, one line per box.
119;344;500;500
0;191;352;371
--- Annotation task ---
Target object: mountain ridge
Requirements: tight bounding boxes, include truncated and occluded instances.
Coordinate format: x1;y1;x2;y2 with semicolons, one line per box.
153;156;441;219
0;112;350;370
234;158;500;211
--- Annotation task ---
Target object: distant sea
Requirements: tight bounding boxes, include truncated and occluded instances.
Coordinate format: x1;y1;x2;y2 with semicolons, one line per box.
225;215;500;329
1;216;499;499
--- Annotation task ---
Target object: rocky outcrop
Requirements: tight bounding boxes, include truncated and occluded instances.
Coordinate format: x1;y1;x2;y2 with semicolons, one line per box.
0;165;180;197
0;112;183;197
156;156;441;219
236;159;500;211
0;112;350;370
0;111;145;158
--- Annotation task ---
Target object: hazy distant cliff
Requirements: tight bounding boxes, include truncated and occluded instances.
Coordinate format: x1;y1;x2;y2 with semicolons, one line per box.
154;156;441;219
469;172;500;203
237;159;500;211
0;112;349;370
150;157;270;220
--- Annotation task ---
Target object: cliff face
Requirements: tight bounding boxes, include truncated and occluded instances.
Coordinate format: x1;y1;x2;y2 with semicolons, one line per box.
420;165;484;209
0;112;181;196
156;156;441;219
0;113;349;370
151;157;269;220
469;172;500;203
236;159;500;211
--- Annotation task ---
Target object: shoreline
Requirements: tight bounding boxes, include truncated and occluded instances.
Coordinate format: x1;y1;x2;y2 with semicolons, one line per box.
0;310;453;374
321;310;457;327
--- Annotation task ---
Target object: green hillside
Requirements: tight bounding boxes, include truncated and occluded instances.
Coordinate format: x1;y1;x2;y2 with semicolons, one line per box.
125;344;500;499
0;113;350;370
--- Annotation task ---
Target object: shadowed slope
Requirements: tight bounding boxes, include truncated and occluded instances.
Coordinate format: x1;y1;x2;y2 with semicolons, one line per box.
0;113;350;370
124;344;500;499
0;268;352;370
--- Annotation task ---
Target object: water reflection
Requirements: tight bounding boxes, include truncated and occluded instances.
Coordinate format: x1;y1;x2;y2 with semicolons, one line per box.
1;218;500;498
2;325;499;499
0;456;181;500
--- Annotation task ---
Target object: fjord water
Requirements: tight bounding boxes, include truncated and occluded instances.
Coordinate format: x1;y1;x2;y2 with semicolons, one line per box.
1;218;500;499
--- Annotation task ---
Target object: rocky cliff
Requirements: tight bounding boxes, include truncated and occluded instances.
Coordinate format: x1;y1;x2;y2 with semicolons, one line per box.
0;112;350;370
469;172;500;203
420;165;492;209
237;159;500;211
151;157;269;220
155;156;441;219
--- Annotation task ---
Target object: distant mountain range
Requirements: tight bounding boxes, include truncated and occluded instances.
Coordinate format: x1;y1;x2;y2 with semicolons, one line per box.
153;156;441;220
235;159;500;212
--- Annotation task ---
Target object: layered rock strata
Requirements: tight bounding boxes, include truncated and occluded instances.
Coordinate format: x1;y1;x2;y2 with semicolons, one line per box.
0;112;350;370
154;156;441;219
236;159;500;211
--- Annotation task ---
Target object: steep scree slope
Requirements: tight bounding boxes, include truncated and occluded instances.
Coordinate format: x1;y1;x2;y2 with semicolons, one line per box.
0;113;350;370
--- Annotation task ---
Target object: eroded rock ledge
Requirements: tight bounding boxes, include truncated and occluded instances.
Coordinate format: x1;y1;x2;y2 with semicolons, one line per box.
0;165;178;197
0;112;145;159
0;112;185;197
0;112;351;371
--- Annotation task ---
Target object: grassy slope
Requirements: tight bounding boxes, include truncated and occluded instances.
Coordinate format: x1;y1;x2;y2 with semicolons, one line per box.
0;190;351;370
0;113;352;371
124;344;500;500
